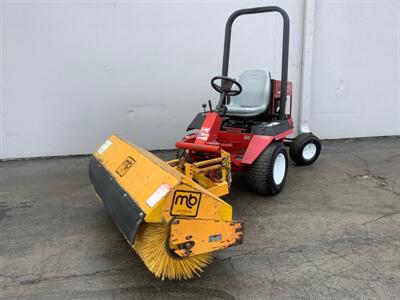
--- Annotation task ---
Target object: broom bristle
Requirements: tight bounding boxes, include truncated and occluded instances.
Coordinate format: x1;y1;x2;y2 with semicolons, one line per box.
133;223;213;280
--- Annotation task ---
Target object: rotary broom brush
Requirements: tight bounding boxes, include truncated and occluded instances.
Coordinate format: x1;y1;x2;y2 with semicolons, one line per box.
133;223;213;280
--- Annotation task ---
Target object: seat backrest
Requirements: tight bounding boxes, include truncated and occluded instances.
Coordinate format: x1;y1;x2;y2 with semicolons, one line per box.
226;69;271;117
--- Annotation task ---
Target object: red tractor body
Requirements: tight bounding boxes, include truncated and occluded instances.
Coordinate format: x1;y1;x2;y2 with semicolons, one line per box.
175;6;321;195
177;80;294;172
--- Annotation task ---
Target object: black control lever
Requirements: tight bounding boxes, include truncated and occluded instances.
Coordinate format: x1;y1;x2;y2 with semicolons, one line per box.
221;105;228;117
202;103;207;113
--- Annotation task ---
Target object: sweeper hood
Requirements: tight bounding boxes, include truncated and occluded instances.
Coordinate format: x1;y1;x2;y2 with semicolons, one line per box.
89;135;243;279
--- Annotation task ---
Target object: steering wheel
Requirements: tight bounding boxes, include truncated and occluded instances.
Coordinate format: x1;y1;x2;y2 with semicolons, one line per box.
211;76;242;96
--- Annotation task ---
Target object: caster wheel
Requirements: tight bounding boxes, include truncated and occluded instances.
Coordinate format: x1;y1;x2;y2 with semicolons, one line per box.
289;133;321;166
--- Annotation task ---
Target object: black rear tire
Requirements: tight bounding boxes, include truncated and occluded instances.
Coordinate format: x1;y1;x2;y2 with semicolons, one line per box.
248;142;288;195
289;133;321;166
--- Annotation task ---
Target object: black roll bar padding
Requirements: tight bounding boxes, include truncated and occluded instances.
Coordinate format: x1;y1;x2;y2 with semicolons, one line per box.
221;6;290;120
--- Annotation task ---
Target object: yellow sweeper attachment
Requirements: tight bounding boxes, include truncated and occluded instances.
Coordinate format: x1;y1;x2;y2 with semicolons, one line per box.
89;135;243;280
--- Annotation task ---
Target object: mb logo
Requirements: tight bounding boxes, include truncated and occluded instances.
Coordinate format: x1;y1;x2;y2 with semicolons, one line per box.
171;190;201;217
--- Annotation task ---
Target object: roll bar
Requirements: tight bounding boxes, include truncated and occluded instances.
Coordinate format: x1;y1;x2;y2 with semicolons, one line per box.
221;6;290;120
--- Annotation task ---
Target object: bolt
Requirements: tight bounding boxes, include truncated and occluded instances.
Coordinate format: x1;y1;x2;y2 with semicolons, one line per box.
139;212;144;217
185;235;192;240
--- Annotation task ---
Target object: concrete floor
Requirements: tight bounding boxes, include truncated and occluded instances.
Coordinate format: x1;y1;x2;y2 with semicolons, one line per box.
0;137;400;299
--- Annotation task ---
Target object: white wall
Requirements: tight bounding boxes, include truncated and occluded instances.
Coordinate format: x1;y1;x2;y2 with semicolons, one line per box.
1;1;399;159
0;0;305;159
309;1;400;138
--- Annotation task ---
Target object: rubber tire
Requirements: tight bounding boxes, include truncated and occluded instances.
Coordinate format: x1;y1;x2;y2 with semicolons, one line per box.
248;142;288;196
289;133;321;166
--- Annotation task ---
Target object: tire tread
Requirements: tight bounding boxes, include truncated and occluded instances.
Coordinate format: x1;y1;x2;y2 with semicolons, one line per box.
248;142;288;195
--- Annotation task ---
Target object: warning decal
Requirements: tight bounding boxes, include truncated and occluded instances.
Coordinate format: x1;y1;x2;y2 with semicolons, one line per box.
116;157;136;177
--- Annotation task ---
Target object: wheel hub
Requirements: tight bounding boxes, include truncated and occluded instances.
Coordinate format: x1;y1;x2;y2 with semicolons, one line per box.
273;153;286;185
302;143;317;160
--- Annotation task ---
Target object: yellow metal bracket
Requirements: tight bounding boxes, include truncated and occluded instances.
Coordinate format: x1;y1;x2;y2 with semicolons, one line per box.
167;150;231;197
169;218;244;257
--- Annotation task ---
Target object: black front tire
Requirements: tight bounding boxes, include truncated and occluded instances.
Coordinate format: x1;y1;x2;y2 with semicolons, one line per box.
289;133;321;166
248;142;288;195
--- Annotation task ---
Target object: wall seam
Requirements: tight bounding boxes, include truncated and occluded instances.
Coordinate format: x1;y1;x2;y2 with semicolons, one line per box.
0;3;5;159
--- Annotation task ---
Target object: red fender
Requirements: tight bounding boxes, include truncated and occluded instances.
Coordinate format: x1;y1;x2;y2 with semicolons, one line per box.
241;127;293;165
241;135;274;165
